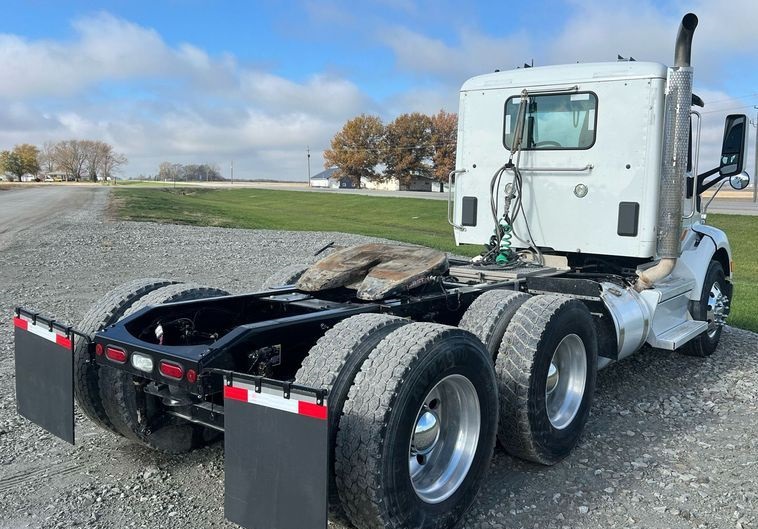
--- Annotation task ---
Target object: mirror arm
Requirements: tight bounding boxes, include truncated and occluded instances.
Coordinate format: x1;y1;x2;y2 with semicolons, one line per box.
696;166;722;194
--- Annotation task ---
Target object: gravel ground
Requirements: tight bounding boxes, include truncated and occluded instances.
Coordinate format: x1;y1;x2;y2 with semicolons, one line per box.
0;188;756;529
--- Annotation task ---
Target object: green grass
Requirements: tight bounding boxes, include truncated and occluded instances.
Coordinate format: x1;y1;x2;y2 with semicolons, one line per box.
113;187;480;256
113;188;758;332
708;214;758;332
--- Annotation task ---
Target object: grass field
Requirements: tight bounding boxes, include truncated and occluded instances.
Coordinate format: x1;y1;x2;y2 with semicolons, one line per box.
709;213;758;332
114;187;477;256
113;188;757;332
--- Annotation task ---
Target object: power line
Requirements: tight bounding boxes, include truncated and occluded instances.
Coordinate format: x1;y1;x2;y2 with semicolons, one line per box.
699;92;758;106
699;101;758;115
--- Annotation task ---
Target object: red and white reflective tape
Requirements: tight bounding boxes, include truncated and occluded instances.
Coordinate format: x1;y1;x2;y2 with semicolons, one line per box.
224;384;327;420
13;316;72;349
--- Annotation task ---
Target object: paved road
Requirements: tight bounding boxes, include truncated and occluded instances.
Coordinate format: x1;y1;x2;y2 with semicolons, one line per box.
0;186;100;249
705;198;758;216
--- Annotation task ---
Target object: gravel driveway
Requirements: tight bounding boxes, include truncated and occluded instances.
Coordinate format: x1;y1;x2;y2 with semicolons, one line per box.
0;188;756;529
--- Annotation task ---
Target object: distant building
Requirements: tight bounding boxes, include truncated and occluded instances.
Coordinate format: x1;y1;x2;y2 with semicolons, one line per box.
312;167;446;192
362;175;447;192
310;167;356;189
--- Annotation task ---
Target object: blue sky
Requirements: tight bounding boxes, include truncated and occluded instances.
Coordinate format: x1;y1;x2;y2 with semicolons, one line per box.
1;0;756;179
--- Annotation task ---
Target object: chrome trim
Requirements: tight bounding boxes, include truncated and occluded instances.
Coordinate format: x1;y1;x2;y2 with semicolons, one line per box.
447;169;467;231
519;164;594;172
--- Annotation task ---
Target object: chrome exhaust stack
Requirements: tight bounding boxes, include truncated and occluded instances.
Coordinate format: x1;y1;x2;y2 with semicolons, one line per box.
635;13;698;291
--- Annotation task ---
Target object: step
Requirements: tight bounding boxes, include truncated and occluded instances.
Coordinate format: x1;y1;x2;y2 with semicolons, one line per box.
650;320;708;350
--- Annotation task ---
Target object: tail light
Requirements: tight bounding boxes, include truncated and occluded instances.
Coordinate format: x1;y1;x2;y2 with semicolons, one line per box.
159;360;184;380
105;346;127;363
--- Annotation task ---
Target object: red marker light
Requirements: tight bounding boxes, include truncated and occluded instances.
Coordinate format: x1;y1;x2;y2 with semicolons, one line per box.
95;343;104;356
186;369;198;384
159;361;184;380
105;346;127;363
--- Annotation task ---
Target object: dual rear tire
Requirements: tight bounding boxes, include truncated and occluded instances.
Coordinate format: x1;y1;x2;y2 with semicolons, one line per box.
74;279;228;453
299;316;499;529
309;293;598;529
462;291;598;464
495;295;597;464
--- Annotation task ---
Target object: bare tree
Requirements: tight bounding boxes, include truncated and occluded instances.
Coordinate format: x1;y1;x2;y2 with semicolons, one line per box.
49;140;126;182
101;146;127;182
53;140;87;181
39;141;57;174
158;162;182;182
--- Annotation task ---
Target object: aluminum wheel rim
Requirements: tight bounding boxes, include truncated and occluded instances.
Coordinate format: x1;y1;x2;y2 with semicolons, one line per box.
545;334;587;430
706;282;725;338
409;374;480;504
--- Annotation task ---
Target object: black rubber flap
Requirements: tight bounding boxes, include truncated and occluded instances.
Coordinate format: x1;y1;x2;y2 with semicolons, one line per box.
13;316;75;444
224;377;328;529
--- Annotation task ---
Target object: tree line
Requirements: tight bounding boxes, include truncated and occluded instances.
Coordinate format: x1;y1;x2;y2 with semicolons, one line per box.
156;162;225;182
0;140;127;182
324;110;457;188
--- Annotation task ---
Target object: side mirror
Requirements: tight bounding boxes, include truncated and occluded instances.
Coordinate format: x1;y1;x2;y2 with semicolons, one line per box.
730;171;750;190
719;114;748;177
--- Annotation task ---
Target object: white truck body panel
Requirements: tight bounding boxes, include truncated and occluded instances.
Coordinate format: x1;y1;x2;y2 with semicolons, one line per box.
454;62;668;258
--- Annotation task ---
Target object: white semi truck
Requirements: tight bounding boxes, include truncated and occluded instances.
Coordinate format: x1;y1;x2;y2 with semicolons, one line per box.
12;12;750;529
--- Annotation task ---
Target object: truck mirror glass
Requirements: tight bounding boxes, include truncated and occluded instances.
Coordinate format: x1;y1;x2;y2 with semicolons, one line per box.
719;114;748;177
729;171;750;190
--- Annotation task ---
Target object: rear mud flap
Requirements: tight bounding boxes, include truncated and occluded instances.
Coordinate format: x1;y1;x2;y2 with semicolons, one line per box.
222;373;328;529
13;310;78;444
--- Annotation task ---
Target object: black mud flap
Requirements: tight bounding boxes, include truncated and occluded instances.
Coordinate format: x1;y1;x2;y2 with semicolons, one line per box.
13;310;77;444
222;373;328;529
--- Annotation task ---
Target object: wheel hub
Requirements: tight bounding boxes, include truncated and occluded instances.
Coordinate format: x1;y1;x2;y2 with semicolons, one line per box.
412;410;440;455
706;283;729;338
545;334;587;430
546;363;560;394
409;374;480;504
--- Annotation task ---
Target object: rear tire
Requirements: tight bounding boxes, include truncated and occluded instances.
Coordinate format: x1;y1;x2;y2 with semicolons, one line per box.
336;323;498;529
99;283;229;454
459;289;531;358
296;313;411;513
681;260;729;357
74;278;176;435
496;295;597;465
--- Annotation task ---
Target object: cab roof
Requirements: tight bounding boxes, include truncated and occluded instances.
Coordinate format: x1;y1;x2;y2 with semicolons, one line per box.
461;61;668;92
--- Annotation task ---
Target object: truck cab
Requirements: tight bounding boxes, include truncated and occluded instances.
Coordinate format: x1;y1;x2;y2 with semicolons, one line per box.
453;61;668;258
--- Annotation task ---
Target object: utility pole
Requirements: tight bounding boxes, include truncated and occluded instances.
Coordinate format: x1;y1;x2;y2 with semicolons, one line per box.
753;107;757;203
231;160;234;185
307;146;311;187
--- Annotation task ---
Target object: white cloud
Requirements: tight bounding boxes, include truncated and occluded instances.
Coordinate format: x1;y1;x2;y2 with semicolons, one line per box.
0;12;374;179
1;5;756;182
381;26;530;81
